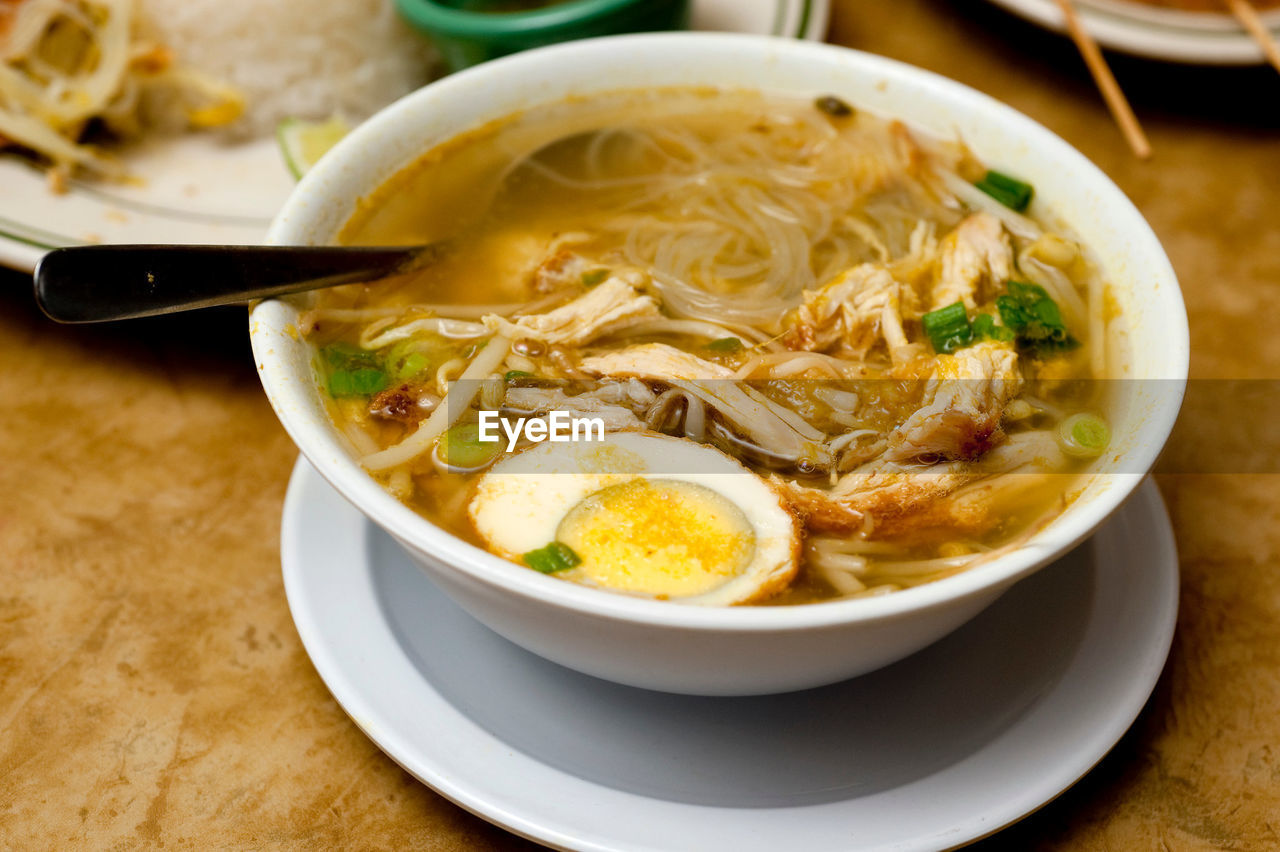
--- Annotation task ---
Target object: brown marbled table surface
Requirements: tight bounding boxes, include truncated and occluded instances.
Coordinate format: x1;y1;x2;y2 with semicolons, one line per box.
3;1;1279;848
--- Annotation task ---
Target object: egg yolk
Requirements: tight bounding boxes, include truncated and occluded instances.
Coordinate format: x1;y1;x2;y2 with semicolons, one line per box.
556;478;756;598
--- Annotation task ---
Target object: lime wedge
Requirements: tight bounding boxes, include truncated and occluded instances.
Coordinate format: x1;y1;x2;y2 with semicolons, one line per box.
277;115;350;179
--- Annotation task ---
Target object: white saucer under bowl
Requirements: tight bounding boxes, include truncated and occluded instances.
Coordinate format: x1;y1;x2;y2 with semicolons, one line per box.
281;460;1177;851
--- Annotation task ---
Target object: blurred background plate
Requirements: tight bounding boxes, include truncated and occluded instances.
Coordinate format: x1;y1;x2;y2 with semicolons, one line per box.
0;0;829;273
986;0;1280;63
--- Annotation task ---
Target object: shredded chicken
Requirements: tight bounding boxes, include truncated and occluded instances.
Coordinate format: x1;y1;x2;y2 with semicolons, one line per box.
528;244;593;292
932;212;1013;311
773;457;978;538
784;264;918;365
587;378;660;409
884;342;1023;462
978;429;1068;473
482;277;660;346
579;343;734;381
582;344;829;466
503;381;653;431
883;220;940;289
775;422;1066;539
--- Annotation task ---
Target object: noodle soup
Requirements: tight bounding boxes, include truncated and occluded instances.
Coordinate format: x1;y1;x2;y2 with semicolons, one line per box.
302;89;1118;606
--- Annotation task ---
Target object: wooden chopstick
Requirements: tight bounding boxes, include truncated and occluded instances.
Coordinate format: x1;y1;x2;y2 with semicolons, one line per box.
1224;0;1280;74
1052;0;1153;159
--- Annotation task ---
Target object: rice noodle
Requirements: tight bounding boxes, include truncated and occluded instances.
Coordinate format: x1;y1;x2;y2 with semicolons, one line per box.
434;358;466;396
811;552;870;575
809;536;911;556
708;420;814;468
302;306;429;326
741;386;825;440
683;394;706;441
612;318;772;345
643;388;684;432
1022;396;1065;420
814;562;867;595
767;359;843;379
349;302;534;321
361;317;488;349
849;584;903;598
510;110;959;328
828;412;861;429
1086;269;1107;378
733;351;858;380
1018;254;1087;333
812;387;861;411
934;168;1042;241
386;469;413;501
339;419;381;457
479;377;506;410
504;353;537;374
827;428;881;453
864;553;979;577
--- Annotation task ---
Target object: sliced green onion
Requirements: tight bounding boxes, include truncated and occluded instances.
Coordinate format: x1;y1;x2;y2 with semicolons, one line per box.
328;368;388;398
392;352;429;381
996;294;1021;323
1034;298;1062;326
504;370;533;382
706;337;743;353
970;312;1015;343
921;301;973;354
436;422;503;469
383;334;461;374
975;170;1034;212
322;342;379;371
523;541;582;574
996;281;1077;356
1057;413;1110;458
814;95;854;118
581;269;609;287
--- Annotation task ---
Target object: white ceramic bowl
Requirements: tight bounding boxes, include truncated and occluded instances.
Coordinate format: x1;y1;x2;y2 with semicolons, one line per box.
250;33;1187;696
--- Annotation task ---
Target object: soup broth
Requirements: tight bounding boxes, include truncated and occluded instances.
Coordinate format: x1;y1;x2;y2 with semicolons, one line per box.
304;89;1118;605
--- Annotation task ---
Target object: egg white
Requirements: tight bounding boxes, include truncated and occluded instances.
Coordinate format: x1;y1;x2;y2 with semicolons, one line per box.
468;431;801;605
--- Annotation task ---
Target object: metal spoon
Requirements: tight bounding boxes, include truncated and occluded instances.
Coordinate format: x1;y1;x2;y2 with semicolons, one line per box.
33;243;441;324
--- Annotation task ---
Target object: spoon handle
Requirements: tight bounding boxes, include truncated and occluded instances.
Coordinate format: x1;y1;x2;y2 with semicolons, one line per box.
33;244;425;323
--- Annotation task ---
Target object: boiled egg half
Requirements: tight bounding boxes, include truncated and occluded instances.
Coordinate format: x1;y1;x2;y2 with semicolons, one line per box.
468;431;800;605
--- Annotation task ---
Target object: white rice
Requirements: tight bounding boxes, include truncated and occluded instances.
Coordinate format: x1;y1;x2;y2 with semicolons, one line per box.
135;0;438;138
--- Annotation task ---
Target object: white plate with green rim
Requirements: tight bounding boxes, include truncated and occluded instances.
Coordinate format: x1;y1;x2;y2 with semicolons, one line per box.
281;460;1178;851
986;0;1280;64
0;0;828;273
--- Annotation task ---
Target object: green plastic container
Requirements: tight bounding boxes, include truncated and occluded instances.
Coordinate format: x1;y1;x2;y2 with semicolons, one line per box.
395;0;690;72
